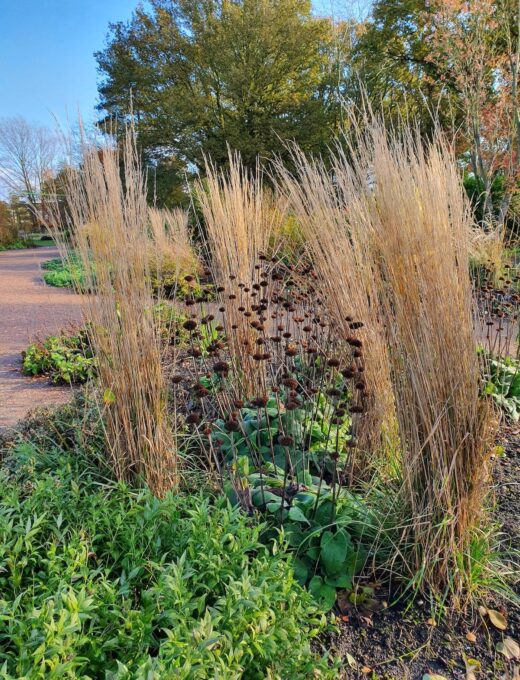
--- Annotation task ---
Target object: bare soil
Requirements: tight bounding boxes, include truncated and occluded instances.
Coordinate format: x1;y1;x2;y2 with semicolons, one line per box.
0;246;82;433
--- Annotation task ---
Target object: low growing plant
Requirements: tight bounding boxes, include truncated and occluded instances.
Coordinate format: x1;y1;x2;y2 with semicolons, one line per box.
42;256;87;289
482;353;520;422
0;439;337;678
22;329;95;384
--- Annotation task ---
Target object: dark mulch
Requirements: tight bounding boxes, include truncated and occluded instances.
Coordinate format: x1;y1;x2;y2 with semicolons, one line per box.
317;424;520;679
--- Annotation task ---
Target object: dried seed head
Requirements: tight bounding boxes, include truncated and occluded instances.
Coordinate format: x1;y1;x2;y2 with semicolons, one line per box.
183;319;198;331
213;361;229;374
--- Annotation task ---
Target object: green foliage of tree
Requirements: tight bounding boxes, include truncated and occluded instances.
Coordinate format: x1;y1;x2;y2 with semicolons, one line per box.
96;0;337;194
351;0;461;136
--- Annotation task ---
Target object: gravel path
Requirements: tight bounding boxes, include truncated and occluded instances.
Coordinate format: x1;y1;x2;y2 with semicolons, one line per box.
0;247;82;433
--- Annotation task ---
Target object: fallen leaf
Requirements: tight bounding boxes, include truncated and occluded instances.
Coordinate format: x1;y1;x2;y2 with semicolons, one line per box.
478;605;488;617
488;609;508;630
464;655;480;680
341;614;349;622
427;617;437;627
497;637;520;660
361;667;372;675
345;653;357;669
422;674;448;680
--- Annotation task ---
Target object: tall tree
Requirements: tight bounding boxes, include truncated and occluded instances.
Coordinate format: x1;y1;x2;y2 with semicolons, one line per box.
0;117;59;228
96;0;336;182
425;0;519;224
351;0;462;136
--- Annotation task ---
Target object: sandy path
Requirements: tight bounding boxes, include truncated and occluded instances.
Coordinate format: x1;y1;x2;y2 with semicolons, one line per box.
0;247;83;433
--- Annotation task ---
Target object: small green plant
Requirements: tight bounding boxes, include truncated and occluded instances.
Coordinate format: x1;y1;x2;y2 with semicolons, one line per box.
0;437;337;679
483;354;520;421
22;330;95;384
42;256;87;289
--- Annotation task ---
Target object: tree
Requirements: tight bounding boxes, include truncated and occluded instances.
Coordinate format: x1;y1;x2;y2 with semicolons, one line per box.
350;0;462;136
0;117;59;228
424;0;519;224
96;0;336;185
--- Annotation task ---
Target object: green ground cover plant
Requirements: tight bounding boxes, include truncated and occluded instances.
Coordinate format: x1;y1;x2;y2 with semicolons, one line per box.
41;256;86;289
0;431;337;679
22;330;95;384
482;353;520;422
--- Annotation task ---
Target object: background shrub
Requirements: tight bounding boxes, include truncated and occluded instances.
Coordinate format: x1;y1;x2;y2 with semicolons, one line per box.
22;329;95;384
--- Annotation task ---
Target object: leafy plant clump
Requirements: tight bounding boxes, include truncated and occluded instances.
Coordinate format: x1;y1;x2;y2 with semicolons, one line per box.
0;442;337;679
42;256;87;289
482;353;520;422
22;329;95;384
176;256;373;608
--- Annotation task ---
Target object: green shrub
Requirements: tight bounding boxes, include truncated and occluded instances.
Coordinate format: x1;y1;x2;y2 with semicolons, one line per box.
22;330;95;384
0;442;336;679
42;257;87;289
0;238;38;251
482;353;520;422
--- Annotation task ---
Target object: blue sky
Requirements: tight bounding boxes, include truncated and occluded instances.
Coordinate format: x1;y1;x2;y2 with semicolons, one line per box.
0;1;364;128
0;0;141;127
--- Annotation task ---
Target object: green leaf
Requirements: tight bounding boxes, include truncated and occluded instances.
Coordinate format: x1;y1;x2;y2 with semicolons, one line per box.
103;388;116;405
293;558;309;586
308;575;337;610
320;529;351;576
288;506;310;524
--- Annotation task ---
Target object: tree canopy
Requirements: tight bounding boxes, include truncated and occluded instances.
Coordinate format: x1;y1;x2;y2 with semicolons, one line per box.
96;0;337;178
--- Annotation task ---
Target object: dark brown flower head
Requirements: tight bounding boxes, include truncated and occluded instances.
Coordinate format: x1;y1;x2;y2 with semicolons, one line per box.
349;321;364;330
224;419;240;432
233;399;244;409
279;435;294;447
286;345;298;357
213;361;229;374
349;405;364;414
327;358;340;368
282;377;298;389
327;388;341;398
189;347;202;358
251;395;268;408
183;319;198;331
217;286;225;293
186;412;201;425
172;374;183;384
184;275;195;283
